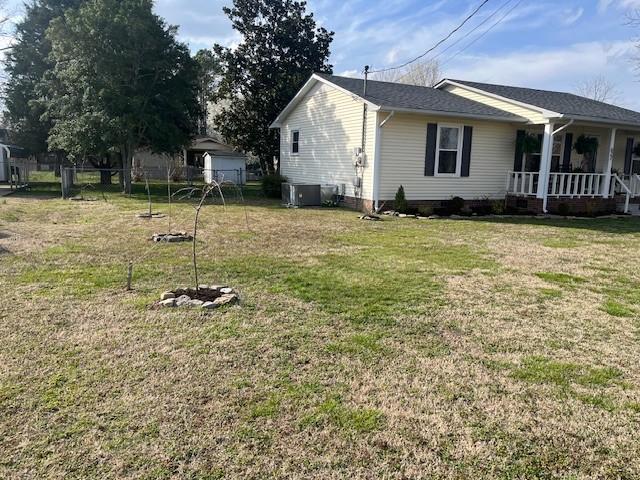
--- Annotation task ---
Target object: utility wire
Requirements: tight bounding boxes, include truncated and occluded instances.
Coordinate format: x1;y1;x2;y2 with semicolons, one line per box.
439;0;524;68
369;0;492;74
394;0;515;83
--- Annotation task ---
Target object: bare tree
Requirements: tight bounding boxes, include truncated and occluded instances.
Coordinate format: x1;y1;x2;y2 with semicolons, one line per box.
371;60;442;87
0;0;14;94
574;76;621;104
0;0;11;45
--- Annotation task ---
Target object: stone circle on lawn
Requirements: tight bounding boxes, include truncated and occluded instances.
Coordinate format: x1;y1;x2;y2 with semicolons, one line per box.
151;232;193;243
157;285;239;310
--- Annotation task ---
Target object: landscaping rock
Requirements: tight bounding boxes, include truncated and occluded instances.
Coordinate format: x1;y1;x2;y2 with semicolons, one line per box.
175;295;191;307
156;283;239;310
151;231;192;242
213;294;239;307
159;298;176;307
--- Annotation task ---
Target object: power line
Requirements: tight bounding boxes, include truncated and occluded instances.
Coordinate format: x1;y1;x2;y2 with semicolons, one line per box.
393;0;515;83
369;0;492;74
430;0;514;62
439;0;524;68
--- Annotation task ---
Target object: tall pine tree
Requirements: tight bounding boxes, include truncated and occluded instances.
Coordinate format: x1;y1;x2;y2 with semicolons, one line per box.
213;0;334;173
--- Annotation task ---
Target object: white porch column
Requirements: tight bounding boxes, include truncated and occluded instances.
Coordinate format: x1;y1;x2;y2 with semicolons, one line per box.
603;128;616;198
536;123;554;203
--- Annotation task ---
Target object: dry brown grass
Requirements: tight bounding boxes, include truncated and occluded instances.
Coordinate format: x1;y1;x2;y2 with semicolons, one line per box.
1;193;640;479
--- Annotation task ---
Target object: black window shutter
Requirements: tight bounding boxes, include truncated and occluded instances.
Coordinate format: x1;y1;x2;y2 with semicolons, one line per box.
461;126;473;177
562;133;573;172
425;123;438;176
514;130;525;171
624;137;634;175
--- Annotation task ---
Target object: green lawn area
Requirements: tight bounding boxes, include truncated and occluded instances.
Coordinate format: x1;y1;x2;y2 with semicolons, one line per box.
1;189;640;478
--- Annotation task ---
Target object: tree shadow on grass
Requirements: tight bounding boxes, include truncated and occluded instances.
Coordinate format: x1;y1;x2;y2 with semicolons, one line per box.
464;215;640;235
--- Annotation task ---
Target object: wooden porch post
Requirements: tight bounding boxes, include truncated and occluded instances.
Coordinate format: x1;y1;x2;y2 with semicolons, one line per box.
536;123;554;207
603;128;616;198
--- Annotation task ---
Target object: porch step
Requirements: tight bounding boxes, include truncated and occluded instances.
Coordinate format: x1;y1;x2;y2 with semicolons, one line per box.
618;202;640;216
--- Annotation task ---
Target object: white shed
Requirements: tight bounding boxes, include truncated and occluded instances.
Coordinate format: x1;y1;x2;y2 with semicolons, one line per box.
203;151;247;185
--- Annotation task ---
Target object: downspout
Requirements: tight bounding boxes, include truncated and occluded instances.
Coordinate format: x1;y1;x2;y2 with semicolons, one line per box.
373;111;395;212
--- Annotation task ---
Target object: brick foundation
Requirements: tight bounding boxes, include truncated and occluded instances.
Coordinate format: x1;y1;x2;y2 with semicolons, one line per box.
342;194;618;216
341;196;493;214
506;195;616;216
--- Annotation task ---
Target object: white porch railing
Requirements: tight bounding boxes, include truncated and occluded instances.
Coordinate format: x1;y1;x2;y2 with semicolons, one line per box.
547;173;607;197
618;174;640;197
612;174;632;213
505;171;539;196
506;171;609;198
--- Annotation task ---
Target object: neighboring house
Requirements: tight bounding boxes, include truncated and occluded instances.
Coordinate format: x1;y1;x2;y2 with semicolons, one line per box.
270;74;640;214
0;128;28;185
133;135;248;184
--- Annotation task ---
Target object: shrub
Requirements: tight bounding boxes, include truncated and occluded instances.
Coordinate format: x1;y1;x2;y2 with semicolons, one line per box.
448;196;465;214
491;200;506;215
262;174;288;198
394;185;409;213
418;205;433;217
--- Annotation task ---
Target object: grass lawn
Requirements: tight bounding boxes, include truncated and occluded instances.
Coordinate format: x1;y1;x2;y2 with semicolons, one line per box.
1;186;640;478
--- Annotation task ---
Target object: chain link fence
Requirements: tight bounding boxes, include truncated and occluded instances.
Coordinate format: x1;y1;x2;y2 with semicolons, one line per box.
60;165;247;200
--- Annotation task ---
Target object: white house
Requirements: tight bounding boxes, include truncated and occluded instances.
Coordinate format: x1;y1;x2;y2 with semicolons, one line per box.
133;135;247;183
270;74;640;214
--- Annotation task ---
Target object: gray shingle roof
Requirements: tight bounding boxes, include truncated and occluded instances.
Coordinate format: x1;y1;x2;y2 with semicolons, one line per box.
316;74;525;121
448;79;640;126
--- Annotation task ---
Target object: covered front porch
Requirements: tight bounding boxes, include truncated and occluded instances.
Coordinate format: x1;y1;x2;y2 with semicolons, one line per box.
506;120;640;214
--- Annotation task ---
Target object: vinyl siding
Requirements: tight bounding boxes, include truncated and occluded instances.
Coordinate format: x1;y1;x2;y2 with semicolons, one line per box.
444;85;549;124
279;82;376;199
378;112;518;200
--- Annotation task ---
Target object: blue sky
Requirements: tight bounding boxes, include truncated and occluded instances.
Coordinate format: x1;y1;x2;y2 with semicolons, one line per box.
4;0;640;108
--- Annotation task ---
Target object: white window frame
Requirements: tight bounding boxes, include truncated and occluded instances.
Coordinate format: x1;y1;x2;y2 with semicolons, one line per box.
291;129;300;155
435;123;463;177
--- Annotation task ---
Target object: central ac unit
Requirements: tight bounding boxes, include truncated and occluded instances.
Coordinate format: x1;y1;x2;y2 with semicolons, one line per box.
281;183;322;207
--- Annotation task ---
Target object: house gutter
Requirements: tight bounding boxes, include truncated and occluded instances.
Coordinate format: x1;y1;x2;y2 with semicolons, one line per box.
376;105;526;123
373;111;395;212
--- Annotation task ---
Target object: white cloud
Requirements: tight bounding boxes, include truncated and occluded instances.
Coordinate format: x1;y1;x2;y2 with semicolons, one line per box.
599;0;640;11
339;69;360;78
598;0;615;12
563;7;584;26
444;40;640;109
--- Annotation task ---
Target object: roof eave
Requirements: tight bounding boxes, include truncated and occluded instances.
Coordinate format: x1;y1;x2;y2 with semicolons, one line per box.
270;73;380;129
551;114;640;130
377;105;528;123
436;79;561;119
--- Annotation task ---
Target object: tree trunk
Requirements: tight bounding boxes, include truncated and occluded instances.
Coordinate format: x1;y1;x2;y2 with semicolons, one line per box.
121;144;133;195
100;168;112;185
